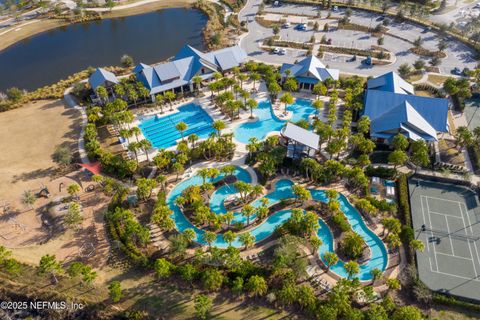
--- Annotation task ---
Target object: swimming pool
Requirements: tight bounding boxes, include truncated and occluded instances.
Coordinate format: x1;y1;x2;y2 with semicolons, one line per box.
166;170;388;280
139;103;214;149
233;99;315;143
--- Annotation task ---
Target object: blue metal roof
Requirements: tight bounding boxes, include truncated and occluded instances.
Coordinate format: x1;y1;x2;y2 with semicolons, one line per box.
367;71;414;95
364;90;449;137
154;62;181;82
280;55;339;82
134;45;247;95
370;101;438;141
89;68;119;90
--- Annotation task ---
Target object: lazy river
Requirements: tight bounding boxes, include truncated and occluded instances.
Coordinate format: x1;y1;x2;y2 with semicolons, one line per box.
166;166;388;280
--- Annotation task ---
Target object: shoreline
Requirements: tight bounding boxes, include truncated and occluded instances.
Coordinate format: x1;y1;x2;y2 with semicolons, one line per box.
0;0;195;52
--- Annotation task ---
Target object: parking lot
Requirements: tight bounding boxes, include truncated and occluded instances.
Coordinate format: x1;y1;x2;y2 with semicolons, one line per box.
239;0;478;75
409;177;480;301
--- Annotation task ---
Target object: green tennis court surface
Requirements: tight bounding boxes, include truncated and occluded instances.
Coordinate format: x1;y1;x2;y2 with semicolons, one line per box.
409;177;480;301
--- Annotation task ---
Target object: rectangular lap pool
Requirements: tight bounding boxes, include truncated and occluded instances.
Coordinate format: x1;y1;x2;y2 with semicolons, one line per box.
139;103;214;149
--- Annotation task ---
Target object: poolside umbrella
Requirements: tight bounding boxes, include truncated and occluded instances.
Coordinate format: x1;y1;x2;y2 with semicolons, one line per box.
79;162;101;175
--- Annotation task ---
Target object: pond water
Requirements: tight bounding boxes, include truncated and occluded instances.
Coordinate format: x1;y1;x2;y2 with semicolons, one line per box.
0;8;207;91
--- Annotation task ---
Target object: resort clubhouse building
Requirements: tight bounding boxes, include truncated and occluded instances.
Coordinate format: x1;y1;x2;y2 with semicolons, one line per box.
89;45;247;101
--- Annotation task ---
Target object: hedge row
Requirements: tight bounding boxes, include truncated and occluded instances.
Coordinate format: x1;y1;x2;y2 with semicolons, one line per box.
467;145;480;174
413;83;445;98
433;293;480;312
397;174;411;228
318;45;390;60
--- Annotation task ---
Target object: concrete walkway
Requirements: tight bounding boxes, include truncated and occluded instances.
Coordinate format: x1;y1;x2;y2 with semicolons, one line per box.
64;89;90;165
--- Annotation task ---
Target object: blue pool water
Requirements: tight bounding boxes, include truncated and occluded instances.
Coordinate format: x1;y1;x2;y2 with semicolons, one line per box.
139;103;214;149
233;99;316;143
311;190;389;280
166;170;388;280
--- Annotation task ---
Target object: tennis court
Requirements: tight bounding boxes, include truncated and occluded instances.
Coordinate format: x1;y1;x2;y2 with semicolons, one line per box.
409;177;480;301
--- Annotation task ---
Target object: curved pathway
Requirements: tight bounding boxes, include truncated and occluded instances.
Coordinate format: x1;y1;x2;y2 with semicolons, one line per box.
64;89;90;165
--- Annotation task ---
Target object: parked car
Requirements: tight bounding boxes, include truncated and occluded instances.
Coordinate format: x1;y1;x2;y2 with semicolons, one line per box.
376;15;385;21
326;38;332;45
282;22;291;28
273;0;281;7
332;5;339;12
362;56;373;66
473;2;480;9
295;23;307;31
422;26;431;33
451;67;462;75
278;48;286;55
349;55;357;62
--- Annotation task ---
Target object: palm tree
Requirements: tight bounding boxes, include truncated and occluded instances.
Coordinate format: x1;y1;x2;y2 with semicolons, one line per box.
246;98;258;118
130;127;141;143
242;205;255;226
344;261;359;279
370;268;383;285
119;129;133;143
239;232;255;250
183;228;196;243
128;88;139;106
212;120;226;137
246;137;260;158
323;251;338;272
128;142;140;164
96;86;108;105
238;73;248;89
176;122;188;141
249;72;261;91
280;92;294;113
164;91;176;111
312;99;324;116
202;231;217;249
188;133;198;148
224;211;234;229
192;75;202;94
155;94;165;113
222;230;237;247
140;139;153;163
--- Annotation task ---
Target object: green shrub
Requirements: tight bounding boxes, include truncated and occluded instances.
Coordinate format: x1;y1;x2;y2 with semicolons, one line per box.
365;166;397;179
433;294;480;312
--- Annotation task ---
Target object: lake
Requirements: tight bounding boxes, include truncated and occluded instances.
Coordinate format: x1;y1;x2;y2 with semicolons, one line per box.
0;8;207;91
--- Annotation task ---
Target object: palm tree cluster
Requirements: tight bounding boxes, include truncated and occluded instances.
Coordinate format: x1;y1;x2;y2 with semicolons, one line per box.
246;136;285;181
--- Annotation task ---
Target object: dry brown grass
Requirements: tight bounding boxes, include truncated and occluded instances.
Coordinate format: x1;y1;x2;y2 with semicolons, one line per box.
0;99;81;202
438;139;465;165
427;74;450;86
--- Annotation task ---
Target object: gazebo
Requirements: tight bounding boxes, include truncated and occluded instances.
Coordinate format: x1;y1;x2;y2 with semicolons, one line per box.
281;123;319;158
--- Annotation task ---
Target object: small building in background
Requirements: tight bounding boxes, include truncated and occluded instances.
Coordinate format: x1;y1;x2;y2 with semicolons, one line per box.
281;122;320;158
280;55;339;90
